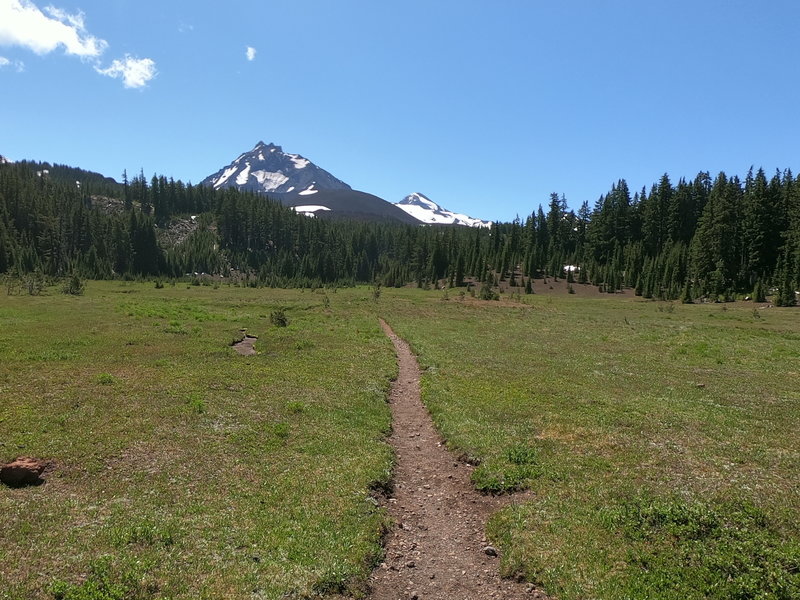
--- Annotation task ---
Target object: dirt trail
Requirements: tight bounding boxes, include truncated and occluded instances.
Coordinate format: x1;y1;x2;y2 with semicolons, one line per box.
370;320;547;600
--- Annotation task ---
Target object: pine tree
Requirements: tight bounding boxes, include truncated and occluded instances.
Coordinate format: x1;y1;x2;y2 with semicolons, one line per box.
680;279;694;304
752;279;766;303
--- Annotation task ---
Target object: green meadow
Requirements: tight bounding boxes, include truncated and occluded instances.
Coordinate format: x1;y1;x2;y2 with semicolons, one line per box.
382;289;800;599
0;282;395;600
1;282;799;599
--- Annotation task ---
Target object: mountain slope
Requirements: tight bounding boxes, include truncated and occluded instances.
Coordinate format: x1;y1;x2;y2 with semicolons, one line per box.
281;188;422;224
396;193;491;228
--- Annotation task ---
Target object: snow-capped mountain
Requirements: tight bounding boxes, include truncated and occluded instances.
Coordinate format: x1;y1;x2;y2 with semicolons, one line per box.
201;142;421;225
395;193;491;228
0;155;10;164
200;141;351;195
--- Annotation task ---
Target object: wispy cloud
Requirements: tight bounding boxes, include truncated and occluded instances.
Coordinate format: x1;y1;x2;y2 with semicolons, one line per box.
0;0;156;88
246;46;256;62
0;55;25;71
95;55;156;89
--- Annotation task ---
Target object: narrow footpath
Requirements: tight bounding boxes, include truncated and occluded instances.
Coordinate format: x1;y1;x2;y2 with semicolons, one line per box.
369;320;547;600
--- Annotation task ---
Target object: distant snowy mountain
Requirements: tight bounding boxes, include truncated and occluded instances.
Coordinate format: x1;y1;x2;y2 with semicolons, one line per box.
201;142;421;225
0;155;10;164
395;193;491;228
200;141;351;195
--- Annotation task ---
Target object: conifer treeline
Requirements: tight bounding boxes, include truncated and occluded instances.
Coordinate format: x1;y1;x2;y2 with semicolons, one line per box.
1;160;798;303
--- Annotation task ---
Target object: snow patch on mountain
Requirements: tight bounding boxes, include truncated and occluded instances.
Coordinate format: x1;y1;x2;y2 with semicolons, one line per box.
235;164;251;186
298;183;319;196
253;170;289;190
289;155;310;169
214;165;238;187
292;205;331;217
396;193;491;228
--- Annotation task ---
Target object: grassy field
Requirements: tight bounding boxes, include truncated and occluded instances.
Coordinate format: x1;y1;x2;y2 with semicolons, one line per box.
2;281;799;599
381;287;800;599
0;281;395;600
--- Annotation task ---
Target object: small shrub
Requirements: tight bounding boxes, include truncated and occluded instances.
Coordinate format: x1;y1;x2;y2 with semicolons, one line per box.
25;271;45;296
154;279;164;289
4;272;21;295
505;443;539;465
274;422;290;443
95;373;116;385
286;401;306;414
188;394;206;414
472;444;544;493
479;282;499;301
270;309;288;327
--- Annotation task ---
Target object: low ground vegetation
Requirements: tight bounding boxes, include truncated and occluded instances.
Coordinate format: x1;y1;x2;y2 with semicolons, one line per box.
381;287;800;599
1;282;798;599
0;282;395;599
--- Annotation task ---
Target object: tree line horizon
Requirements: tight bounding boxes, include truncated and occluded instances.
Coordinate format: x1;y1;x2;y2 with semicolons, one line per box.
1;159;798;305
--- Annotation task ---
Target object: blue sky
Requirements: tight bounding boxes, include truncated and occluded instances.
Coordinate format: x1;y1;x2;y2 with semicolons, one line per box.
1;0;799;222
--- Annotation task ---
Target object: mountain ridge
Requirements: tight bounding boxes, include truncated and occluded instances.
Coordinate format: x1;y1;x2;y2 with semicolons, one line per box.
201;141;491;227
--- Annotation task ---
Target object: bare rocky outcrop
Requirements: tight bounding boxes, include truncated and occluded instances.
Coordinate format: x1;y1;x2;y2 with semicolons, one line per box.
232;331;257;356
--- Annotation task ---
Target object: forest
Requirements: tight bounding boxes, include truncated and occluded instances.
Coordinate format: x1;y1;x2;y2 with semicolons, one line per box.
1;159;799;304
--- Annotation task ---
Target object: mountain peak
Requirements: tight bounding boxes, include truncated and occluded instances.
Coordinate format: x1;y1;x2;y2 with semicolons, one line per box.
201;141;351;194
396;192;491;228
253;141;282;153
399;192;439;210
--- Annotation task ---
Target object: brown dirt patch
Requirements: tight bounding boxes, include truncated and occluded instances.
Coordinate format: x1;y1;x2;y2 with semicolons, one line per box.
232;333;257;356
369;320;548;600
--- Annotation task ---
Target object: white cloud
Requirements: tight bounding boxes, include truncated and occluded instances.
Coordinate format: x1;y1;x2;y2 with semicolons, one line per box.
246;46;256;61
95;54;156;88
0;0;107;57
0;1;157;88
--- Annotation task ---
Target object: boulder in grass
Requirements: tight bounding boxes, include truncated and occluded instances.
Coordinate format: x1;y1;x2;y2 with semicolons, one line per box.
0;457;46;487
